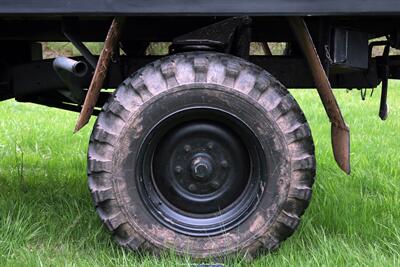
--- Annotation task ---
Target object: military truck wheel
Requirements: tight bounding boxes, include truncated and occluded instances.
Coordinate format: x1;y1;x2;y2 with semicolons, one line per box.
88;52;316;259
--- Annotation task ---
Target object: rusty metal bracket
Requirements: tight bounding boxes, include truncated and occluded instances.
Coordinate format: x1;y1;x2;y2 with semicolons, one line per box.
74;17;125;133
288;17;351;174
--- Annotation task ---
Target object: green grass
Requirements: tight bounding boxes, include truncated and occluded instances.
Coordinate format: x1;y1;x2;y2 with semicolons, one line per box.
0;83;399;266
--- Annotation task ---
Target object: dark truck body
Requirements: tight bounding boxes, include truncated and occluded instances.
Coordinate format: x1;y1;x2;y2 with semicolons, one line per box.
1;0;400;15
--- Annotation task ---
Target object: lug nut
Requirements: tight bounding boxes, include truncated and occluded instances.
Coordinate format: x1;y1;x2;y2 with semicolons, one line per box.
188;183;197;192
221;160;228;168
211;180;220;189
174;165;183;174
184;145;191;153
207;142;214;149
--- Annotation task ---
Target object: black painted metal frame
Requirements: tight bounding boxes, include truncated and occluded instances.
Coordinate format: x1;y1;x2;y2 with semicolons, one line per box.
11;56;380;95
1;12;400;112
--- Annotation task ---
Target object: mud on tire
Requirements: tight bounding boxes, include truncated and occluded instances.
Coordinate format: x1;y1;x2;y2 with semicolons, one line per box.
88;52;316;259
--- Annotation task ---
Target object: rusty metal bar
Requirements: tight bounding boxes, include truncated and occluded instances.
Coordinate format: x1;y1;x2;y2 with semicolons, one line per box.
288;17;351;174
74;17;125;133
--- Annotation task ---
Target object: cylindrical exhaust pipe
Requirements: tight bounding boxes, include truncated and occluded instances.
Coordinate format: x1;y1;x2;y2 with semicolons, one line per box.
52;57;89;103
53;57;88;77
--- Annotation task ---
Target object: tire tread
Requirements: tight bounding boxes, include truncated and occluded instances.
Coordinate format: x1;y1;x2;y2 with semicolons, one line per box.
88;52;316;258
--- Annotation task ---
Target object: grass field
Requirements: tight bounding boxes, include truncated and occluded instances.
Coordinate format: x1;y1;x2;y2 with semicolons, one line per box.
0;83;399;266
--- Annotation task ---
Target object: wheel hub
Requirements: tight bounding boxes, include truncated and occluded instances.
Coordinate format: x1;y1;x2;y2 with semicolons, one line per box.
191;155;212;181
138;107;266;236
153;119;251;213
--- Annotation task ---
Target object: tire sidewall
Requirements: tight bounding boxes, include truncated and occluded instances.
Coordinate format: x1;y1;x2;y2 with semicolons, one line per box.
112;83;292;256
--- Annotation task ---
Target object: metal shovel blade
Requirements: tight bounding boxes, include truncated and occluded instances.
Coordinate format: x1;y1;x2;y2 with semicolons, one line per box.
331;124;351;174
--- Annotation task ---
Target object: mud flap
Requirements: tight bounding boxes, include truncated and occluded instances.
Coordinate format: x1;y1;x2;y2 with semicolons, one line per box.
288;17;350;174
74;17;125;133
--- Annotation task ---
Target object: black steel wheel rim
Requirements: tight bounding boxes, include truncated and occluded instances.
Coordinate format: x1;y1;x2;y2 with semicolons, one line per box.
137;107;267;236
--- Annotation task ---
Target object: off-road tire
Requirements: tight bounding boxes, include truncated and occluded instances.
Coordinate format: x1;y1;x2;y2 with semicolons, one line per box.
88;52;316;259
